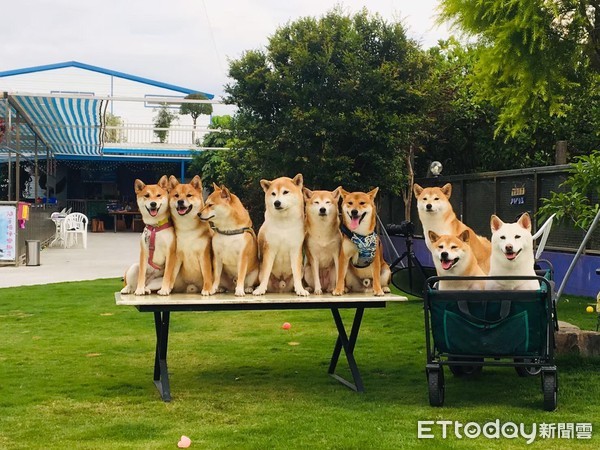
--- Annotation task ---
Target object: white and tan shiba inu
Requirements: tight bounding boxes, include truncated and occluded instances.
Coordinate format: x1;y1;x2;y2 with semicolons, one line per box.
199;183;259;296
253;174;309;296
168;175;214;295
413;183;491;274
303;187;342;295
487;212;539;290
333;188;391;296
121;176;176;296
428;230;486;290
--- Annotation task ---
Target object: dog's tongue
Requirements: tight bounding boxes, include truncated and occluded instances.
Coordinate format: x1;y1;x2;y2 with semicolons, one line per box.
441;260;454;270
178;207;188;215
149;209;158;217
505;252;516;260
349;216;360;230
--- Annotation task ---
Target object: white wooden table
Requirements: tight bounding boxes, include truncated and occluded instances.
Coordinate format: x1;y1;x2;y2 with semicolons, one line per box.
116;292;408;401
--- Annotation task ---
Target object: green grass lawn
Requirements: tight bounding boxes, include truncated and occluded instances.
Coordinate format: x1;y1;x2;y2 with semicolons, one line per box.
1;280;598;449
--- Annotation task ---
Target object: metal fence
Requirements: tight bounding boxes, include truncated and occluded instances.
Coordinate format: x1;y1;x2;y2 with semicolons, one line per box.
379;165;599;254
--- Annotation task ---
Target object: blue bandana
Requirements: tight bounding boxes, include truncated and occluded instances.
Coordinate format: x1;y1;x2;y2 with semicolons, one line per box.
340;224;378;268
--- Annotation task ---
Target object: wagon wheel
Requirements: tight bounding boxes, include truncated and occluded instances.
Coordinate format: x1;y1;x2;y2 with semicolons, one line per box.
541;370;558;411
427;367;445;407
448;357;483;377
514;358;542;377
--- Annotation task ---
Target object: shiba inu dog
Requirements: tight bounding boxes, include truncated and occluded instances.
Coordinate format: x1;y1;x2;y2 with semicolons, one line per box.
121;176;176;296
487;212;539;290
253;174;309;296
199;183;259;296
168;175;213;295
428;230;486;290
333;188;391;296
413;183;491;274
303;187;342;295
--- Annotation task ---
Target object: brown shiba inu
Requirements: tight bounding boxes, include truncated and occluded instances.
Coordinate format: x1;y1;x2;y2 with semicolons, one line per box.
428;230;486;290
303;187;342;295
413;183;491;274
333;188;391;296
253;174;309;296
121;176;176;296
199;183;259;296
168;175;214;295
487;213;539;290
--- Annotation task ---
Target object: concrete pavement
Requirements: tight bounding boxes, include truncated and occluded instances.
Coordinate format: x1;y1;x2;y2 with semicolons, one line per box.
0;232;140;288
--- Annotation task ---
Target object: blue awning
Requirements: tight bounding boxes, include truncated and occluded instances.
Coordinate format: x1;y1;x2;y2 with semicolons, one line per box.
8;94;107;157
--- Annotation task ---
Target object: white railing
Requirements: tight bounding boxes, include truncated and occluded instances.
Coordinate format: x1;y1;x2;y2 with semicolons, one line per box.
103;123;223;146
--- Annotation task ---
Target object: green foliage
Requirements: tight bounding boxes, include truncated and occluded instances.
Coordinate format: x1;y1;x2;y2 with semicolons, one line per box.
103;112;126;143
224;8;429;196
153;105;178;143
179;93;213;121
438;0;600;136
539;150;600;230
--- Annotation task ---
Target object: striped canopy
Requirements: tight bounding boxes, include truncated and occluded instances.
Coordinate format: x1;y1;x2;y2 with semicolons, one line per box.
7;94;107;157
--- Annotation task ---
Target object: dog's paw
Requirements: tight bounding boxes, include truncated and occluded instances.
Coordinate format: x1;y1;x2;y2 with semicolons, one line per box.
200;289;212;296
245;287;254;294
313;288;323;295
332;289;343;296
252;287;266;296
120;286;134;294
296;288;310;297
235;287;246;297
383;286;391;293
157;288;171;296
374;289;385;296
134;287;149;296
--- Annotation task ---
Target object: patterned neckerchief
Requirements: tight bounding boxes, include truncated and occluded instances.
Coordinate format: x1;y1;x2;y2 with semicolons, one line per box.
340;224;378;268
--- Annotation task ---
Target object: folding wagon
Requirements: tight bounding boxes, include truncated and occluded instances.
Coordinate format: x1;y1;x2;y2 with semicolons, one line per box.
423;274;558;411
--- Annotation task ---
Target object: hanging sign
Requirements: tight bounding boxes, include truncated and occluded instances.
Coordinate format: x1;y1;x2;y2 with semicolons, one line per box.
510;186;526;205
0;204;17;262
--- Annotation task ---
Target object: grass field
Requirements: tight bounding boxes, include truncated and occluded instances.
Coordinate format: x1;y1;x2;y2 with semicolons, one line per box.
1;280;598;449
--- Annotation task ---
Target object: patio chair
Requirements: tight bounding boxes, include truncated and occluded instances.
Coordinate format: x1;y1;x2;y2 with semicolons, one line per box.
62;212;89;249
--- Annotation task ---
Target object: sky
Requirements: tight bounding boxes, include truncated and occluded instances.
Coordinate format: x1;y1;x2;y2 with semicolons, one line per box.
1;0;451;99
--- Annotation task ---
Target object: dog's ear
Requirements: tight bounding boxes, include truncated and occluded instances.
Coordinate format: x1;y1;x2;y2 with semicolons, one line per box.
292;173;303;187
517;212;532;231
428;230;440;243
332;186;342;201
212;182;220;192
340;188;350;198
190;175;203;191
458;229;470;243
220;186;231;200
367;187;379;200
413;183;423;196
441;183;452;199
134;179;145;194
260;179;271;192
157;175;169;190
490;215;504;233
168;175;179;190
303;187;313;200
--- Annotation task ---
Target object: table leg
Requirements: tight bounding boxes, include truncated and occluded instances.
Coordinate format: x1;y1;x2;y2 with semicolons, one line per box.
328;307;365;392
153;311;172;402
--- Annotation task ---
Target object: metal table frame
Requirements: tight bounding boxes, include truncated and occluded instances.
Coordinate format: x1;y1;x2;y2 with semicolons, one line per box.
116;293;406;401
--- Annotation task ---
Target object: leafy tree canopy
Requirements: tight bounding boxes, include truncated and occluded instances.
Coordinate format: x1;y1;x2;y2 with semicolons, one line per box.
180;92;213;121
438;0;600;136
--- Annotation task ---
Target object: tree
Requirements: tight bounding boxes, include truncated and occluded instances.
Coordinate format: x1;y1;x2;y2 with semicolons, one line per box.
179;93;213;145
103;112;126;143
539;150;600;230
153;105;178;143
438;0;600;136
224;8;429;196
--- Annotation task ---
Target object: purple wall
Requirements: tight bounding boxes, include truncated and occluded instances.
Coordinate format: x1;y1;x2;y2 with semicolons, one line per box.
385;236;599;298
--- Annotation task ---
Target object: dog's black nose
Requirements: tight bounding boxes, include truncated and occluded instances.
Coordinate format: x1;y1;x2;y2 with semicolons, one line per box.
319;207;326;214
505;244;513;252
441;251;448;259
351;209;358;216
177;199;185;206
274;200;281;208
150;201;157;208
426;204;432;210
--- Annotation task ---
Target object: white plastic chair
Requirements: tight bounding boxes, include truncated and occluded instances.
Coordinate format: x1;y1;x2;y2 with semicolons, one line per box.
533;213;556;259
62;212;89;249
